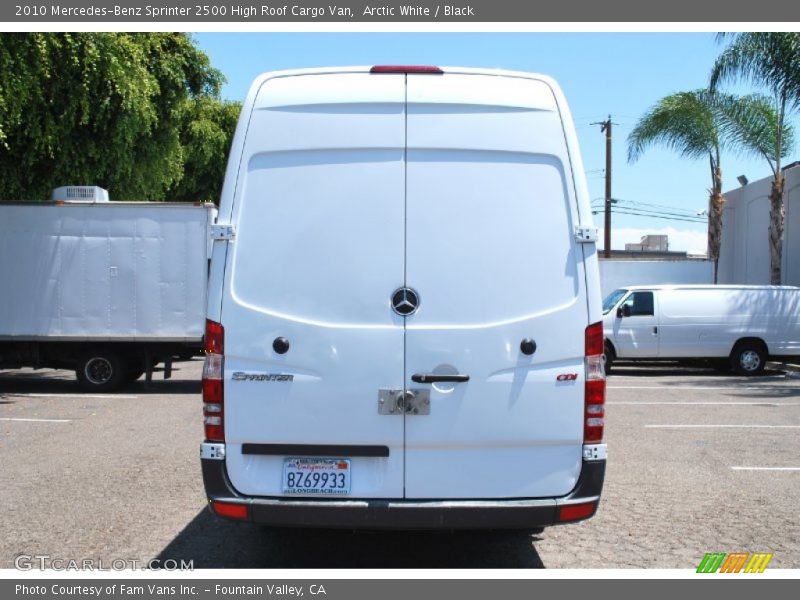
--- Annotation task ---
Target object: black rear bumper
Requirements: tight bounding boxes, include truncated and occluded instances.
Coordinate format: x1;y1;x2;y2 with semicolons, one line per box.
201;455;605;530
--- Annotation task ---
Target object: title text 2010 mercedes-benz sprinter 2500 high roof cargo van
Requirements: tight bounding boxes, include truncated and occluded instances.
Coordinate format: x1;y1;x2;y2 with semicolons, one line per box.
200;66;606;529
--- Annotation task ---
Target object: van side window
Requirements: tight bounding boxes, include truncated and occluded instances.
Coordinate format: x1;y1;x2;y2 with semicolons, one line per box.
623;291;654;316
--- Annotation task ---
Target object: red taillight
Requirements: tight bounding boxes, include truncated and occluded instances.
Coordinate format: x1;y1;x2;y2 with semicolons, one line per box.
584;321;606;443
370;65;443;74
203;320;224;442
558;501;597;522
585;321;604;357
211;500;249;520
205;319;224;354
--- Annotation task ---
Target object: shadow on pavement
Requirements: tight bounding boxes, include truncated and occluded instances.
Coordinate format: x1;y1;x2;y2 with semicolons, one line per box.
128;377;201;395
609;363;787;379
726;386;800;398
0;364;200;396
157;509;545;568
0;370;82;396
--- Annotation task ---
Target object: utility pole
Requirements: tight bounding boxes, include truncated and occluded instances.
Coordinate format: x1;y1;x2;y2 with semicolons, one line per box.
592;116;613;257
601;116;612;258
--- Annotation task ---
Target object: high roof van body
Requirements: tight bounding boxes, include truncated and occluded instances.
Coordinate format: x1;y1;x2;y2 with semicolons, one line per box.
201;66;606;529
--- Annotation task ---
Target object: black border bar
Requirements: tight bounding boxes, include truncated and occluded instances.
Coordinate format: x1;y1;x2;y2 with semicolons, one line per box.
241;443;390;457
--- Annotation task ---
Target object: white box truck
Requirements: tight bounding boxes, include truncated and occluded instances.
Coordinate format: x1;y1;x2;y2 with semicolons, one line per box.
0;193;216;390
200;66;607;529
602;284;800;374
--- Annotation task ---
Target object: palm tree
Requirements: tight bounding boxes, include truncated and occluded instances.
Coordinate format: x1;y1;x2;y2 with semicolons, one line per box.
628;90;789;283
711;32;800;284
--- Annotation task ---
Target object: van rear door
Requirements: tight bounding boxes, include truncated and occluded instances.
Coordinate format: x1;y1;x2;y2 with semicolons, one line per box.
221;73;407;498
403;74;587;499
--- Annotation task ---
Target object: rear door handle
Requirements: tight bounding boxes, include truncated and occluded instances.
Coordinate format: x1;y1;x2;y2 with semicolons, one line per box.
411;373;470;384
653;326;658;335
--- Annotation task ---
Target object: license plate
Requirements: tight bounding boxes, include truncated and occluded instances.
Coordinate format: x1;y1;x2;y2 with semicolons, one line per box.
282;458;351;495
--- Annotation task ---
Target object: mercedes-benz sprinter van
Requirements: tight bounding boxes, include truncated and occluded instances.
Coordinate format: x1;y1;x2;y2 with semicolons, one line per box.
200;66;606;529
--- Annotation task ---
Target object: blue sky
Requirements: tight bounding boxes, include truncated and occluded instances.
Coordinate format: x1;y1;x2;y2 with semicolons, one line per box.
194;33;797;253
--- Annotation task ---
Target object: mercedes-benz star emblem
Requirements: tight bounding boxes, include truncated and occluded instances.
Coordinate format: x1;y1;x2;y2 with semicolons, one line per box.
391;287;419;316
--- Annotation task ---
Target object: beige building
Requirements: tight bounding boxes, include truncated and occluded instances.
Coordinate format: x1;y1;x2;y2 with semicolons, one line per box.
624;234;669;252
718;163;800;285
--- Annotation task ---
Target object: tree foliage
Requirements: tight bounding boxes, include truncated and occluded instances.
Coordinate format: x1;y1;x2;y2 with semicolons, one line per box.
0;33;224;201
628;90;790;168
711;32;800;284
168;96;241;203
628;91;720;164
627;89;791;279
711;32;800;116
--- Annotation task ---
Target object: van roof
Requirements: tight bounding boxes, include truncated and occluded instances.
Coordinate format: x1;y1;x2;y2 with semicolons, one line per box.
621;284;800;291
249;66;558;86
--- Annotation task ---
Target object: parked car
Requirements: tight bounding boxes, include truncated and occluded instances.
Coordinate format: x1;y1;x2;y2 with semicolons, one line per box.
602;284;800;374
201;66;606;530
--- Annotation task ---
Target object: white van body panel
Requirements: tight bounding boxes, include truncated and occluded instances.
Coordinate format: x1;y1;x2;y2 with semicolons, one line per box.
0;202;214;341
213;67;598;501
222;72;406;497
603;285;800;359
403;74;585;498
607;292;660;358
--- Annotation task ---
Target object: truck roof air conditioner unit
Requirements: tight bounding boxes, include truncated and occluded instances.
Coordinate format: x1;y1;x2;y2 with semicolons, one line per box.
51;186;110;203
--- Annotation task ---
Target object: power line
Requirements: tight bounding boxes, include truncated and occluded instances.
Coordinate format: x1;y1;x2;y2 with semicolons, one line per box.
591;197;701;212
593;205;708;222
590;202;703;220
617;198;704;214
597;212;706;225
590;197;705;218
592;208;707;223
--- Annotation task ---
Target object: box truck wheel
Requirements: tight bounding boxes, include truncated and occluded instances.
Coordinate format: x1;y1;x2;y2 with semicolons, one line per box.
730;341;766;375
76;349;127;391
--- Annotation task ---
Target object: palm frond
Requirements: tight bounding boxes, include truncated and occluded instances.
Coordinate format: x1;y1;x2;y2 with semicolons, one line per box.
715;93;795;167
627;91;718;163
711;32;800;106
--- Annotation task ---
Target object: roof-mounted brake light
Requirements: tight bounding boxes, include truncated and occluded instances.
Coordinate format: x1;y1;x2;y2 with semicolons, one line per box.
370;65;443;74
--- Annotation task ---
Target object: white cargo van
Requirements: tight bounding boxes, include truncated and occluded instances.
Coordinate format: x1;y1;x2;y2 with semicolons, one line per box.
201;66;606;529
602;284;800;374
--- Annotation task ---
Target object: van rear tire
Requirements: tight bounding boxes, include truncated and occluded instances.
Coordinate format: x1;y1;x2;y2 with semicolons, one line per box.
76;348;127;392
730;342;766;376
603;342;615;376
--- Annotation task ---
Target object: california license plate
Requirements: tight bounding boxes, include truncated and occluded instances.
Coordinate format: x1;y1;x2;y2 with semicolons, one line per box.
282;458;351;495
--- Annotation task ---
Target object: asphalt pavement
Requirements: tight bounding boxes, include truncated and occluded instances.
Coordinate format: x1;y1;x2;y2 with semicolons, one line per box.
1;360;798;569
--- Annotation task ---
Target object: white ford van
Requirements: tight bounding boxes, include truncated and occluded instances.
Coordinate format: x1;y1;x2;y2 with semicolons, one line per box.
602;284;800;375
200;66;606;529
